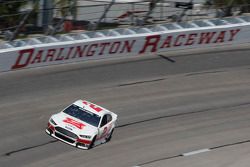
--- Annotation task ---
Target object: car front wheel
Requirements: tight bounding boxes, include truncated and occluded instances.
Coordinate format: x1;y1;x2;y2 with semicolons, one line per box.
88;136;96;149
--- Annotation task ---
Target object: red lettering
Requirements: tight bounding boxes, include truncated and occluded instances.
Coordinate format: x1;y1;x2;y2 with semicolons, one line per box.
160;36;172;48
185;33;197;45
120;40;136;53
102;127;108;137
90;104;102;112
199;32;216;44
65;47;74;59
31;50;43;64
229;29;240;41
82;101;103;112
99;42;110;55
109;41;121;54
55;48;64;61
86;44;98;56
63;118;85;129
174;34;186;46
72;45;88;58
139;35;161;54
98;124;112;140
12;48;34;69
214;31;226;43
44;49;56;62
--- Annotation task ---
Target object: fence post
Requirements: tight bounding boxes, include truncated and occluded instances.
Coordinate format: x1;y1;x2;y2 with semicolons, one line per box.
42;0;53;29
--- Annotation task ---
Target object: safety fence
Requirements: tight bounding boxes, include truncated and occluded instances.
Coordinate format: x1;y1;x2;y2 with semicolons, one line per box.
0;16;250;72
2;0;249;40
1;0;207;36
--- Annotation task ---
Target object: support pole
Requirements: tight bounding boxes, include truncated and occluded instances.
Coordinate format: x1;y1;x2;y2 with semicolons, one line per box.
91;0;116;30
141;0;162;25
42;0;53;29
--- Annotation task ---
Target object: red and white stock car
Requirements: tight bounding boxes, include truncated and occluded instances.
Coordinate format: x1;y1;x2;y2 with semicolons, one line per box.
46;100;118;149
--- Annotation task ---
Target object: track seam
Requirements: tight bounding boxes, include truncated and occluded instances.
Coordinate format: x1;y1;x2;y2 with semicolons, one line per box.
136;139;250;166
116;101;250;128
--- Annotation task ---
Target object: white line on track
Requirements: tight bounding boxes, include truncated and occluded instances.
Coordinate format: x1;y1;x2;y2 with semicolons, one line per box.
182;148;211;156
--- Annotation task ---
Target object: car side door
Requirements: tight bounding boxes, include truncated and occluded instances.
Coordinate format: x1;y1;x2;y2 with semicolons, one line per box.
98;114;113;140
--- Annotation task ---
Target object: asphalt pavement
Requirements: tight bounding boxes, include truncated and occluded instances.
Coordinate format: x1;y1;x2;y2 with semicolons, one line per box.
0;46;250;167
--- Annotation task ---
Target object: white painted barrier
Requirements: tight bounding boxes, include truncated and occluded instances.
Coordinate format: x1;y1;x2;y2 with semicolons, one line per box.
1;16;250;72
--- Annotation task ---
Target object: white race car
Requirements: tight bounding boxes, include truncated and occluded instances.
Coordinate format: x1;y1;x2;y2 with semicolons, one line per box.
46;100;117;149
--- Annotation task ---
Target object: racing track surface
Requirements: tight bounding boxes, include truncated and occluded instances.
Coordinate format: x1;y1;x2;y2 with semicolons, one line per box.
1;46;250;167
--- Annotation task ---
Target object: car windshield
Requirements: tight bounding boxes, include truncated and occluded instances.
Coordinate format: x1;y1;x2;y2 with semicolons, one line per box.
63;104;101;127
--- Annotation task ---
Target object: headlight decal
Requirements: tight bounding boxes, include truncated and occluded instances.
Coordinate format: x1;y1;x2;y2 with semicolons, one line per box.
50;118;57;125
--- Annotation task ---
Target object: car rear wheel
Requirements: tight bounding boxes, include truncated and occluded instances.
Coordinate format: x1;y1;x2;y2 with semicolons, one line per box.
106;129;114;142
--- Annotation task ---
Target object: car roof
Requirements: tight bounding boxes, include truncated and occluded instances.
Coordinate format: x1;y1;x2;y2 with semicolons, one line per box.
73;99;111;117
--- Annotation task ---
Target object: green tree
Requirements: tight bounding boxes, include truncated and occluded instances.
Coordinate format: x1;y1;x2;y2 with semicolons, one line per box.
205;0;250;16
0;0;28;29
53;0;76;20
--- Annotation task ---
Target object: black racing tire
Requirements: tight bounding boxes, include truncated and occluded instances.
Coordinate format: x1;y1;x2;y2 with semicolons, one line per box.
106;129;114;142
88;136;96;149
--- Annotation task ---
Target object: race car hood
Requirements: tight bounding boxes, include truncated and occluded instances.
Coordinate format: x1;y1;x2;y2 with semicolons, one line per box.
51;112;98;136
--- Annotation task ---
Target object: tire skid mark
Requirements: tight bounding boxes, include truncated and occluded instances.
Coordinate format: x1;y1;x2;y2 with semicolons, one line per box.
116;101;250;128
158;55;176;63
118;78;165;87
3;139;57;157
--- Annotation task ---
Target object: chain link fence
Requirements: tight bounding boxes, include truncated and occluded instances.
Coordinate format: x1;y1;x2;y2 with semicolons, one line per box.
0;0;250;41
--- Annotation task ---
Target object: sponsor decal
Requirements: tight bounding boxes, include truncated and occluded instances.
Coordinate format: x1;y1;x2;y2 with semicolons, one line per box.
63;117;85;129
9;28;241;70
11;40;136;69
98;124;112;140
76;138;91;144
138;29;240;53
65;125;73;131
82;101;103;112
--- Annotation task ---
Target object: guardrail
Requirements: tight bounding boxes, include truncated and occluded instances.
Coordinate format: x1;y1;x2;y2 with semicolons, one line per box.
0;16;250;72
